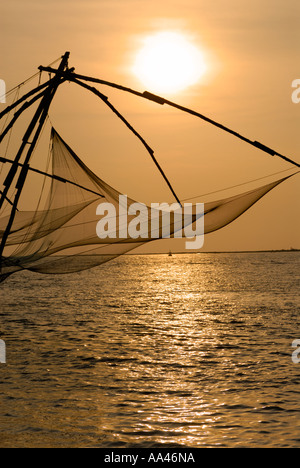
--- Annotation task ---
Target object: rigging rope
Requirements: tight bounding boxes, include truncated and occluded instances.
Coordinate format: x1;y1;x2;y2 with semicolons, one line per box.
0;57;62;103
182;168;300;202
0;87;21;179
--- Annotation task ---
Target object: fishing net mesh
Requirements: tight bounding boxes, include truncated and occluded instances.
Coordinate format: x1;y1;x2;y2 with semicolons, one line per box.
0;127;293;282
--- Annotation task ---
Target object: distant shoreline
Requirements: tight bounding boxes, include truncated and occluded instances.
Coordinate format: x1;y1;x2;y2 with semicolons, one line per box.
126;249;300;255
6;250;300;262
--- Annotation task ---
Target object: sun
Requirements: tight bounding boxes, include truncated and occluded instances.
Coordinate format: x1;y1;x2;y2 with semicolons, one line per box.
132;31;207;95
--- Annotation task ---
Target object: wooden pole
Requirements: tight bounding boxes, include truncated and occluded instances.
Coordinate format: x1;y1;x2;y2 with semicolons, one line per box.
69;76;182;206
39;66;300;170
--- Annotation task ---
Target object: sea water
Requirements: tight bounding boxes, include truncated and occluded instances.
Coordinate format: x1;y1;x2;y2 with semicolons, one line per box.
0;252;299;448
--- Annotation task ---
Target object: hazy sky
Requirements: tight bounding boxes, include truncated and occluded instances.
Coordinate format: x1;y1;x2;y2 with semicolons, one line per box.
1;0;299;251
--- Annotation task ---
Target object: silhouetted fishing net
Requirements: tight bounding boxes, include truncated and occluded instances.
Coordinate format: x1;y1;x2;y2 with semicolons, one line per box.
0;128;295;282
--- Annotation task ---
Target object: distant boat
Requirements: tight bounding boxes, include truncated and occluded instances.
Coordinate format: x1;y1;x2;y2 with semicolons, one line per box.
168;251;172;257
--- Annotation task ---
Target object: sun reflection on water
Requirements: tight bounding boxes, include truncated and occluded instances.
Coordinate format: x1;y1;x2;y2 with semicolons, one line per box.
1;253;299;447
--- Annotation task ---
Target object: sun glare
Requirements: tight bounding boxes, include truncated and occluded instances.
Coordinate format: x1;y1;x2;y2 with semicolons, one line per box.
132;31;207;95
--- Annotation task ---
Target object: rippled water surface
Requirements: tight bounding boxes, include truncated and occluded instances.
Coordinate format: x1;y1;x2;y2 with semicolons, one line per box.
0;252;299;448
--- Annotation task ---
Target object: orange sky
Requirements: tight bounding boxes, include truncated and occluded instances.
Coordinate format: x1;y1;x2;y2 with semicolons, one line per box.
1;0;300;251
